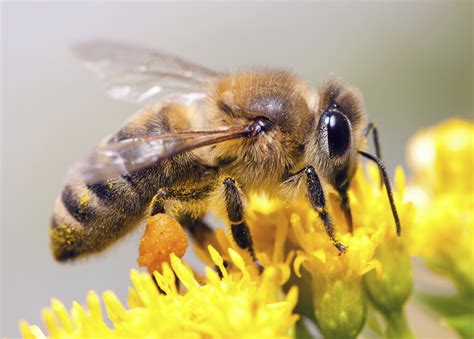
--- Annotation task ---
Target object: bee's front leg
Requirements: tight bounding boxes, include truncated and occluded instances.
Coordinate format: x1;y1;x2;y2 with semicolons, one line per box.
287;167;347;254
364;122;382;160
338;186;353;234
223;177;261;269
365;121;384;187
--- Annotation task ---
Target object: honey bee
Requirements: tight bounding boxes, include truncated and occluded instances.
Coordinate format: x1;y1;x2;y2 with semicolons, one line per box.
50;42;400;263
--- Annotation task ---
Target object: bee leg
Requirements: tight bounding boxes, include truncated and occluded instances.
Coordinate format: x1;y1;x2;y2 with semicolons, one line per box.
149;186;212;216
304;166;347;254
339;188;353;234
223;178;262;271
365;122;383;187
147;187;212;292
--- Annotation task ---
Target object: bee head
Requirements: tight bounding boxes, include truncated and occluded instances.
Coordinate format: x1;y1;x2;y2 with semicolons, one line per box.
305;79;367;191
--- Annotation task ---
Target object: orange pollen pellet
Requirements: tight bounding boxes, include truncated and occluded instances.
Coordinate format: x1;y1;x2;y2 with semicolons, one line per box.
137;214;188;273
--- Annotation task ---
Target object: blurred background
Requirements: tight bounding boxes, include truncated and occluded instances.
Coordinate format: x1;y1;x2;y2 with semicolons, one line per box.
1;1;472;337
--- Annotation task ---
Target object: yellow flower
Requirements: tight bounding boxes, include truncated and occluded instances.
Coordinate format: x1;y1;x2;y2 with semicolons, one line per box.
21;247;299;338
407;119;474;296
290;164;413;338
353;165;415;338
190;163;413;339
408;119;473;195
23;144;419;338
292;206;382;339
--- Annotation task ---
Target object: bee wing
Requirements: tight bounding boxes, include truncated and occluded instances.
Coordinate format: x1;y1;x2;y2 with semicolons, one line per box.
66;126;249;184
73;41;221;104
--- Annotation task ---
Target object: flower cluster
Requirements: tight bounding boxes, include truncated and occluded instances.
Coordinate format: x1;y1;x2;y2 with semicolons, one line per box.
407;120;474;294
22;119;473;338
21;248;298;338
245;164;414;338
406;119;474;337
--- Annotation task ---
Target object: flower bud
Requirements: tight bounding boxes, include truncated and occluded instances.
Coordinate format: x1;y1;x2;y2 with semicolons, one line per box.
364;237;412;315
313;273;367;339
364;236;414;339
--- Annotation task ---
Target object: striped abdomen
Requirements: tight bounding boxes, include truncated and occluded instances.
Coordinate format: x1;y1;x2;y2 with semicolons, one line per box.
50;104;209;261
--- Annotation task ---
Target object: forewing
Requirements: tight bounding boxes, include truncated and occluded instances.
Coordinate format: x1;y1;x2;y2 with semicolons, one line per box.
66;126;248;184
73;41;221;104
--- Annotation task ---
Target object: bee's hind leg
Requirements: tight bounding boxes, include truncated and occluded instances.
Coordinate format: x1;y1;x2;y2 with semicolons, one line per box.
148;181;262;271
149;185;238;255
223;177;262;272
147;185;213;291
149;185;213;217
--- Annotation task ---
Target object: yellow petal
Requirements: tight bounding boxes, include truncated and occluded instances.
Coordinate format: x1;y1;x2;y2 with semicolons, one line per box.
29;325;47;339
51;298;73;332
229;248;251;282
87;290;105;325
103;290;126;324
41;309;59;336
209;245;229;280
70;301;86;329
293;254;308;278
170;253;199;290
312;249;326;264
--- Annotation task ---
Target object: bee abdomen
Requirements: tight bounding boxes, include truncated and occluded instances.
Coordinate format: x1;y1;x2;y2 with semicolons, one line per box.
51;176;147;261
86;181;116;203
50;103;208;261
61;185;95;223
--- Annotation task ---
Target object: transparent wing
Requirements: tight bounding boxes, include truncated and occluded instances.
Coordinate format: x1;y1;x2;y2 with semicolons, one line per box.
73;41;221;104
66;126;251;184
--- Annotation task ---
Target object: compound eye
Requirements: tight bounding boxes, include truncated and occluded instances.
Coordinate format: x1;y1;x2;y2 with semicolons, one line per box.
321;110;351;156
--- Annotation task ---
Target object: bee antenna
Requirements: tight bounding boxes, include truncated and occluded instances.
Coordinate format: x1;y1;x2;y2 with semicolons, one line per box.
358;150;401;236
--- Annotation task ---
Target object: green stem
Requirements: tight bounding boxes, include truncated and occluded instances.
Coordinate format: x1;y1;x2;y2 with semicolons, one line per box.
384;308;415;339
